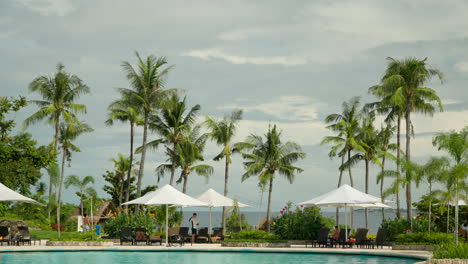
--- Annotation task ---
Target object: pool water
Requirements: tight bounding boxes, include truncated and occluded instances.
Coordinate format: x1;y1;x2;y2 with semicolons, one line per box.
0;252;420;264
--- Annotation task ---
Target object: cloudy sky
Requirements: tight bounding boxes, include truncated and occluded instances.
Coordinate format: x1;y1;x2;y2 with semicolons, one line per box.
1;0;467;212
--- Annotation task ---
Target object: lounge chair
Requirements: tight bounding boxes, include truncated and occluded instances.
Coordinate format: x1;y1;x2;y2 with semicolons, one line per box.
134;227;149;245
196;227;209;243
365;228;389;249
148;235;162;246
120;227;134;245
0;226;10;246
17;226;31;246
211;228;224;243
342;228;368;248
179;227;192;244
330;229;350;248
168;227;184;246
305;228;330;248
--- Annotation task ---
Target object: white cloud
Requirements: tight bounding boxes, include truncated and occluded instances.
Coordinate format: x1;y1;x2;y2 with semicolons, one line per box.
15;0;75;16
441;98;463;105
220;96;324;121
217;28;269;41
411;110;468;134
454;61;468;73
181;48;307;66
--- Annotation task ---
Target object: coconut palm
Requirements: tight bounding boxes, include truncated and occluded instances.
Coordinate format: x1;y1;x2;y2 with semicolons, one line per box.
110;153;132;207
24;63;90;220
120;52;175;212
56;121;93;239
204;109;243;230
414;157;449;232
106;95;142;206
381;57;444;220
156;125;213;193
367;83;404;218
240;125;305;232
149;94;200;185
46;163;60;212
432;128;468;243
64;174;95;218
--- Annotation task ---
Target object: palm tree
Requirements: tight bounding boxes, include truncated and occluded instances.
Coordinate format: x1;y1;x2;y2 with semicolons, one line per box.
106;95;142;206
110;153;131;207
120;52;174;213
432;128;468;243
324;97;365;228
381;57;444;220
367;83;404;218
204;109;243;231
414;157;449;232
149;94;200;185
156;125;213;193
240;125;305;232
56;121;93;239
64;174;95;218
46;163;60;219
375;123;396;219
24;63;90;220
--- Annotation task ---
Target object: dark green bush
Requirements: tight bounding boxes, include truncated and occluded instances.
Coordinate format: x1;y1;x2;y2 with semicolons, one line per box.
104;213;156;238
230;230;280;240
395;232;454;245
272;204;334;240
432;243;468;259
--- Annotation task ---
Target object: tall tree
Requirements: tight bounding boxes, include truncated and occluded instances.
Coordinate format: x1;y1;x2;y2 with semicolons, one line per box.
24;63;90;221
120;52;174;213
375;123;396;219
56;121;93;239
64;174;95;218
204;109;243;231
381;57;444;221
106;95;142;206
367;83;404;218
324;97;365;228
156;125;213;193
240;125;305;232
149;94;200;185
110;153;131;207
432;128;468;244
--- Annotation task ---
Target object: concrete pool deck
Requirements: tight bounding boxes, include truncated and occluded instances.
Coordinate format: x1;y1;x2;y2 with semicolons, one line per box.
0;243;431;262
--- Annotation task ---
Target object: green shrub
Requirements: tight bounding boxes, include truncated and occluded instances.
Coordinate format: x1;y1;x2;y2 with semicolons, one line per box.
432;243;468;259
272;203;334;240
231;230;279;240
381;218;411;241
226;202;251;232
395;232;454;245
104;212;156;238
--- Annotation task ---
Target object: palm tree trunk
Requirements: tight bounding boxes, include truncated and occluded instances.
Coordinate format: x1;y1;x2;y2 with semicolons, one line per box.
222;154;229;233
135;112;149;215
118;174;124;208
446;203;450;234
80;193;84;217
365;159;369;229
48;116;60;221
381;155;386;219
182;173;188;194
454;183;459;244
266;177;274;232
336;154;345;225
125;122;134;209
348;149;354;229
48;166;53;222
57;147;67;239
396;116;401;219
428;184;432;233
170;142;176;186
405;102;412;226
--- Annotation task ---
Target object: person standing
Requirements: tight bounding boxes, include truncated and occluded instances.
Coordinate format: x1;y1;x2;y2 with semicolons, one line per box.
189;213;198;244
83;213;90;232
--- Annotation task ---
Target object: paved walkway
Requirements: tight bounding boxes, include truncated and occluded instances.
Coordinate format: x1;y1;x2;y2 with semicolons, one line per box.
0;242;431;261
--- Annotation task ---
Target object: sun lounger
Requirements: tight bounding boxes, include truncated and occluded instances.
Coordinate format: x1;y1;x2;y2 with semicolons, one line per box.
342;228;368;248
179;227;192;243
134;227;149;245
0;226;11;246
196;227;209;243
211;228;224;243
148;235;162;245
17;226;31;245
120;227;134;245
168;227;184;246
305;228;330;248
330;228;350;248
365;228;389;249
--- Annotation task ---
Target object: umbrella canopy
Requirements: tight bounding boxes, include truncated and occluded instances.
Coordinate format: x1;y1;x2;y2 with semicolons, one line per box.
122;184;207;246
196;188;250;208
0;182;43;205
351;202;392;208
299;184;382;207
122;184;208;207
449;199;467;206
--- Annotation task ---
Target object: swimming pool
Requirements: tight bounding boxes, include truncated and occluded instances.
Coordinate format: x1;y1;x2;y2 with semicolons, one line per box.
0;251;422;264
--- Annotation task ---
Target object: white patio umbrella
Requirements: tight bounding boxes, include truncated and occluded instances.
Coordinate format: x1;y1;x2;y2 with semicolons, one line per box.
449;199;467;206
0;182;43;205
122;184;207;246
196;188;250;235
299;184;388;241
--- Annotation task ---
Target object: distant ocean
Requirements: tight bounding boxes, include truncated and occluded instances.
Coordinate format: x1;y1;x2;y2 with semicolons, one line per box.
181;209;412;234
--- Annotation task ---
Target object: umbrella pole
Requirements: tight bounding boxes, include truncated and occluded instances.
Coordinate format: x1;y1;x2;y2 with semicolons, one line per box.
209;207;212;236
166;205;169;247
344;205;348;242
